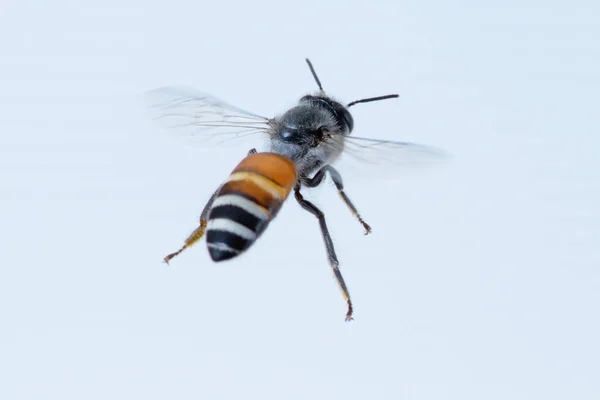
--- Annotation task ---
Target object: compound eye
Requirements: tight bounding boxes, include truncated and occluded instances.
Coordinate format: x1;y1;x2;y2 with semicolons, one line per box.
314;127;325;140
280;130;295;141
341;109;354;133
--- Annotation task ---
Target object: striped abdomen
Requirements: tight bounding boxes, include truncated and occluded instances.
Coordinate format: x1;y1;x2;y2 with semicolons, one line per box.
206;153;297;261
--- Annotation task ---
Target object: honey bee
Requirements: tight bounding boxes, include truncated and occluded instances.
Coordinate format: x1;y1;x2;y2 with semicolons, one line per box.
144;59;447;321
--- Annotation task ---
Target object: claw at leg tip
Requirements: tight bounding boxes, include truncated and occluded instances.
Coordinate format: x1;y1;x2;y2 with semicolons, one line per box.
345;309;354;322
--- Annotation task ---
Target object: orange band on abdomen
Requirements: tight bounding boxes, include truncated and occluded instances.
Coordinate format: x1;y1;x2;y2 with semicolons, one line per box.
233;153;297;190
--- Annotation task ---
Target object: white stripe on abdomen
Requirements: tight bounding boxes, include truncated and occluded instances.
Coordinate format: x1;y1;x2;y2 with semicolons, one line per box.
210;194;270;220
207;218;258;240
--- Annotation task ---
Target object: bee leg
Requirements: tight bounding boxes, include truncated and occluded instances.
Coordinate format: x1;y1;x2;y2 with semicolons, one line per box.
294;186;354;321
163;187;220;264
304;165;371;235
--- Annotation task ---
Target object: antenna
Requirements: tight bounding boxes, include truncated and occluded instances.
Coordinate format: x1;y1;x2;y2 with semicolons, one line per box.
347;94;399;108
305;58;324;92
305;58;398;107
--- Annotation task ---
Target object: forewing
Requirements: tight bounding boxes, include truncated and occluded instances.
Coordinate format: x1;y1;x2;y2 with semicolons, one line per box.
143;86;271;149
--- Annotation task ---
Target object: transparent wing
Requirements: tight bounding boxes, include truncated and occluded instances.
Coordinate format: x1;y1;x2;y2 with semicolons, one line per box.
324;134;450;179
143;86;271;149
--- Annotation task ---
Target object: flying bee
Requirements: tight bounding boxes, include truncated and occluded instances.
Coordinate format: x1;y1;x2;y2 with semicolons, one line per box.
144;59;447;321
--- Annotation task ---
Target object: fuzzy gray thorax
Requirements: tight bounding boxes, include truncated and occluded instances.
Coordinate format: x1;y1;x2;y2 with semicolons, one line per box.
268;95;353;179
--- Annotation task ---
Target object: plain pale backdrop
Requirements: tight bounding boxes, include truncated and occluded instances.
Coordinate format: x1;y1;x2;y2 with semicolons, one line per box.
1;0;598;399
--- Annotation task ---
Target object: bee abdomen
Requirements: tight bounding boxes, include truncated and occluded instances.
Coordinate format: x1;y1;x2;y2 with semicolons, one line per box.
206;153;297;262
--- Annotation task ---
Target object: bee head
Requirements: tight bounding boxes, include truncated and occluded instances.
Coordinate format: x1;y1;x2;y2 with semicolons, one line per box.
274;95;352;150
299;94;354;134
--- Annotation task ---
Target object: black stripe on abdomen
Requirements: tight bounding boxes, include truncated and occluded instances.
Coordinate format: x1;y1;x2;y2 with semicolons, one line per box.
206;229;253;262
208;204;265;233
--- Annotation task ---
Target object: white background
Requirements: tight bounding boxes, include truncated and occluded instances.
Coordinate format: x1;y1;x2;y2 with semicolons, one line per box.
1;1;598;399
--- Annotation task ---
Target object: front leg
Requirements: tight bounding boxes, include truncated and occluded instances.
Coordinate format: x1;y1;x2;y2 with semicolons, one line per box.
304;165;372;235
